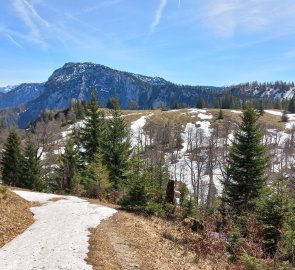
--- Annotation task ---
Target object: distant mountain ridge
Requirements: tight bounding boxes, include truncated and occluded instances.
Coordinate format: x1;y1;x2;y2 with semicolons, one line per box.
0;62;294;128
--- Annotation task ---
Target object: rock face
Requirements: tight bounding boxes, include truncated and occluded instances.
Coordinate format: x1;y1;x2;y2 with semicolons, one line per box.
17;62;221;127
0;83;44;110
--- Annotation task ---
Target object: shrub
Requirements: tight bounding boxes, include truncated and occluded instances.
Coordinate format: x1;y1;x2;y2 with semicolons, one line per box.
240;253;262;270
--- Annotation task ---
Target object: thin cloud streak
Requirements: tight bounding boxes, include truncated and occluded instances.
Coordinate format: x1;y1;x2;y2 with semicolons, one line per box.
149;0;167;35
202;0;295;37
12;0;49;48
6;34;24;49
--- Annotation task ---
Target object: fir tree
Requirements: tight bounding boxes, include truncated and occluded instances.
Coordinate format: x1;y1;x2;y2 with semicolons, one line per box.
106;97;121;110
196;98;205;109
83;153;110;198
259;100;264;116
217;109;224;120
222;104;269;215
22;137;43;191
80;88;106;163
104;109;131;190
56;139;80;193
1;130;24;186
256;179;295;257
288;97;295;113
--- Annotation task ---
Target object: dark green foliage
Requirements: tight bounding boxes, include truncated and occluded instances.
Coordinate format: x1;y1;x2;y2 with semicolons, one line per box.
80;88;106;163
196;98;205;109
104;109;131;189
288;97;295;113
274;99;282;110
1;130;24;186
21;137;43;191
171;100;179;109
119;150;172;217
106;97;121;110
82;153;110;199
222;105;269;215
256;179;295;257
258;100;264;116
55;139;80;193
217;109;224;120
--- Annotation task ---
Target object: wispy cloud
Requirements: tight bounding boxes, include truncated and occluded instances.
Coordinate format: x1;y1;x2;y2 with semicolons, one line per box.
12;0;49;48
202;0;295;37
6;33;24;49
149;0;167;35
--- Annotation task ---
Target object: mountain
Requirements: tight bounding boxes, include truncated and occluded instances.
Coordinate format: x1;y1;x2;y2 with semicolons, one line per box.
228;81;295;100
17;62;221;127
0;85;19;94
0;62;294;128
0;83;45;110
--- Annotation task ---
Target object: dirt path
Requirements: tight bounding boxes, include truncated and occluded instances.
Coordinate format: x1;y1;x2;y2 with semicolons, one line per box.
87;209;200;270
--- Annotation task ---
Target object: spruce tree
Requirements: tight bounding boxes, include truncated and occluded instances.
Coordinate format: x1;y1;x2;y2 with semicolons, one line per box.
56;139;80;193
80;88;106;163
217;109;224;120
83;153;110;198
256;179;294;257
259;100;264;116
104;109;131;190
288;97;295;113
222;104;269;215
106;97;120;110
22;137;43;191
1;130;24;186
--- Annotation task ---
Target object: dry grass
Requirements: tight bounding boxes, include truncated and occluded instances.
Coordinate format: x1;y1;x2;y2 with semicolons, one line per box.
87;198;229;270
0;186;35;248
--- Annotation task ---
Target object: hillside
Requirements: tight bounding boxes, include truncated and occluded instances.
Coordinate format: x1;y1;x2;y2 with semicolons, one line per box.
54;108;294;196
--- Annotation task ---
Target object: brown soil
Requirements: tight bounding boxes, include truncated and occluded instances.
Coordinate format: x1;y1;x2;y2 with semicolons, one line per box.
0;186;35;248
87;208;206;270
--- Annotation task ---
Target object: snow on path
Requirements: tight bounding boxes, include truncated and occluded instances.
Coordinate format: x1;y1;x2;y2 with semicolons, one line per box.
0;190;116;270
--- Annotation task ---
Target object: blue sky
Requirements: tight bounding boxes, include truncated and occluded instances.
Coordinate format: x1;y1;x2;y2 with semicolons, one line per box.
1;0;295;87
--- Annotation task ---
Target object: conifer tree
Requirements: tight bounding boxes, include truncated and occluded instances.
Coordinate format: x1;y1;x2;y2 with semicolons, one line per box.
217;109;224;120
288;97;295;113
56;139;80;193
259;100;264;116
22;137;43;191
222;104;269;215
106;97;120;110
83;153;110;198
80;88;106;163
104;109;131;190
256;179;294;257
1;130;24;186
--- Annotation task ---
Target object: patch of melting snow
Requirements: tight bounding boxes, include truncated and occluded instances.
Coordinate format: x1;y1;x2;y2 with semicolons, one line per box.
130;113;153;147
0;190;116;270
231;110;242;114
265;110;283;116
198;113;213;120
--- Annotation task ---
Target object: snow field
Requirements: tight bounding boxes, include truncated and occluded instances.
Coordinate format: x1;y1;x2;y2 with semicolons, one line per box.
0;190;116;270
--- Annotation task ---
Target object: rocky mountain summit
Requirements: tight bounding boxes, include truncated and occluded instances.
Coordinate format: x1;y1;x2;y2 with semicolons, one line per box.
0;62;294;128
